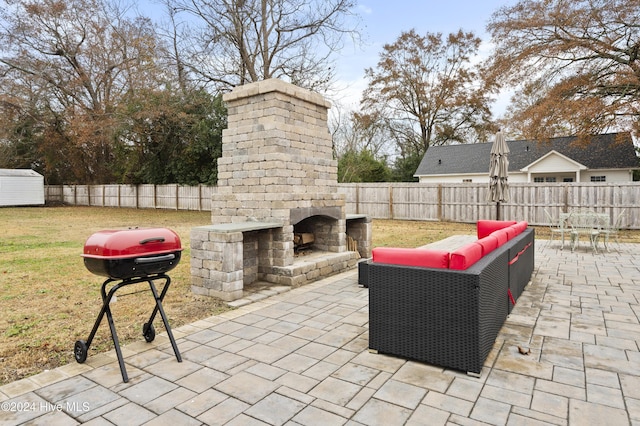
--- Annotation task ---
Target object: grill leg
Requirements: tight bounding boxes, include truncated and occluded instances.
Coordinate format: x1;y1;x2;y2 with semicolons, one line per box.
105;302;129;383
83;278;117;348
77;278;130;382
76;274;181;383
147;276;182;363
102;280;129;383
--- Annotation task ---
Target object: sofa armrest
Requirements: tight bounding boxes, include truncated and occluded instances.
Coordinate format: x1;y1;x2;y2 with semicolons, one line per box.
505;228;535;308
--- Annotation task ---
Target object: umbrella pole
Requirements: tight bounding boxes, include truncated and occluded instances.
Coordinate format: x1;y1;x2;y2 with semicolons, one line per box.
496;202;500;221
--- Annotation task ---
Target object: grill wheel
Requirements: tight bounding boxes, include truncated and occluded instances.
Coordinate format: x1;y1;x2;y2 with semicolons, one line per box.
143;322;155;342
74;340;88;363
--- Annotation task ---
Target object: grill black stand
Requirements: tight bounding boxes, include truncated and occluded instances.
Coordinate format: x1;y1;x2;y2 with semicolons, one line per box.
74;273;182;383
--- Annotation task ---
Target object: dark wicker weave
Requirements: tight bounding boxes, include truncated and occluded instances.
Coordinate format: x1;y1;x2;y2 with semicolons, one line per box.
358;259;370;288
506;229;535;311
367;227;540;375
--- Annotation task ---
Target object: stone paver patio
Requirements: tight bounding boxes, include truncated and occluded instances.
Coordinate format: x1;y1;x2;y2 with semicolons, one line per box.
1;239;639;425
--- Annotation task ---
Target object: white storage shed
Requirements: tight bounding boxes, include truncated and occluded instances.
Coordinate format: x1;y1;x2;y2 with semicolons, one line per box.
0;169;45;206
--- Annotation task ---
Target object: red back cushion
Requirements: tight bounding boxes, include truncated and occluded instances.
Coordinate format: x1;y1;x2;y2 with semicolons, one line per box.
372;247;450;269
492;229;509;246
514;221;528;233
477;220;517;239
504;226;516;240
507;221;528;238
450;242;483;270
476;234;499;255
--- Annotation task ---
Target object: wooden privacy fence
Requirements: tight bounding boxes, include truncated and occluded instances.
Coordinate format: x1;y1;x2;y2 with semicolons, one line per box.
45;184;214;211
45;182;640;229
338;182;640;229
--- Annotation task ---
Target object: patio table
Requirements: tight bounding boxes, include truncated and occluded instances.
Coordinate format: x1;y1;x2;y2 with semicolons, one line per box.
565;211;608;253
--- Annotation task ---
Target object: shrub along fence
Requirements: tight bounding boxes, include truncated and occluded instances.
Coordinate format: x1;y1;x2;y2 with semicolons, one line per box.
45;182;640;229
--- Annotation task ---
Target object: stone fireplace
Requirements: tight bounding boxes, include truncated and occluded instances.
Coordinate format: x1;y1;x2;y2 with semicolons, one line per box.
190;79;371;301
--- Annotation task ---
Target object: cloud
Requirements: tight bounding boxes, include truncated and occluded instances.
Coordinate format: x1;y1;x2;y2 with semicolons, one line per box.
357;3;373;14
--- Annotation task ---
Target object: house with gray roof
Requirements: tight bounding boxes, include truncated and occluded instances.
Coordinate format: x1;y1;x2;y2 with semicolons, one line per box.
414;132;639;183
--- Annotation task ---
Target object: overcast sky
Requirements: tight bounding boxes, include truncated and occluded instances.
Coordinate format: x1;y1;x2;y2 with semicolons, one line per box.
330;0;518;116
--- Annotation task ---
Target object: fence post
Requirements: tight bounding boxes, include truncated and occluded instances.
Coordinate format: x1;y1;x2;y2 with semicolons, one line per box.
389;184;394;219
437;184;443;221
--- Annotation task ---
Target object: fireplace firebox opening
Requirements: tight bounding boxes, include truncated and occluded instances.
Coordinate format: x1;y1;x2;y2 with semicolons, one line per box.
293;215;339;254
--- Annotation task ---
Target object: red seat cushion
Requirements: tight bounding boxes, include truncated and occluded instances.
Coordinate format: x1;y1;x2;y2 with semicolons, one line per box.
372;247;450;269
504;226;517;240
476;234;499;255
449;242;483;270
477;220;517;239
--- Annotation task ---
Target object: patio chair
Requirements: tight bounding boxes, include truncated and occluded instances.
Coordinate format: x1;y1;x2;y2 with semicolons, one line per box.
569;211;600;253
544;209;569;249
597;209;626;252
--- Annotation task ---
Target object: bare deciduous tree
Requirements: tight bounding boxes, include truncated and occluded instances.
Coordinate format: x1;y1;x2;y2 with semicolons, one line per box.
0;0;163;182
331;108;393;158
361;29;493;157
162;0;360;91
486;0;640;139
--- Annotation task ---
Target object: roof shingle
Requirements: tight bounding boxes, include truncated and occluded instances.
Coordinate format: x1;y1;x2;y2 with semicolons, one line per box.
415;132;639;176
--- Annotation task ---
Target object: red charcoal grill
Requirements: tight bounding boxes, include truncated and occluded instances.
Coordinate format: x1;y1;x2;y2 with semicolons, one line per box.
74;227;183;382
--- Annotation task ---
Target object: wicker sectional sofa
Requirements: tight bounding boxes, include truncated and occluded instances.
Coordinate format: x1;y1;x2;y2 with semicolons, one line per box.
365;220;535;376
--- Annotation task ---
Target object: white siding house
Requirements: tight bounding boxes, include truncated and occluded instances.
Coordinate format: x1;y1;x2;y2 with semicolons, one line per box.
415;133;639;183
0;169;45;206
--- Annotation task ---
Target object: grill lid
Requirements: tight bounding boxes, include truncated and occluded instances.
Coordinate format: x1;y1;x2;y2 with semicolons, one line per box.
82;227;183;260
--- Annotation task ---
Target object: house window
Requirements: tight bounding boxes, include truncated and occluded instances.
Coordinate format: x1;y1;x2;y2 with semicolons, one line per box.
591;176;606;182
563;178;574;182
462;179;472;183
534;176;557;183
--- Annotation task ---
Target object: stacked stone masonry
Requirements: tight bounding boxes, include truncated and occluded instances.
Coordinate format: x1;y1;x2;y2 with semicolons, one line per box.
191;79;371;301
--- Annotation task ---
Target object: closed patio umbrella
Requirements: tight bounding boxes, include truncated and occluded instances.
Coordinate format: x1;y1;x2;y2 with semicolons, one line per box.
488;130;510;219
